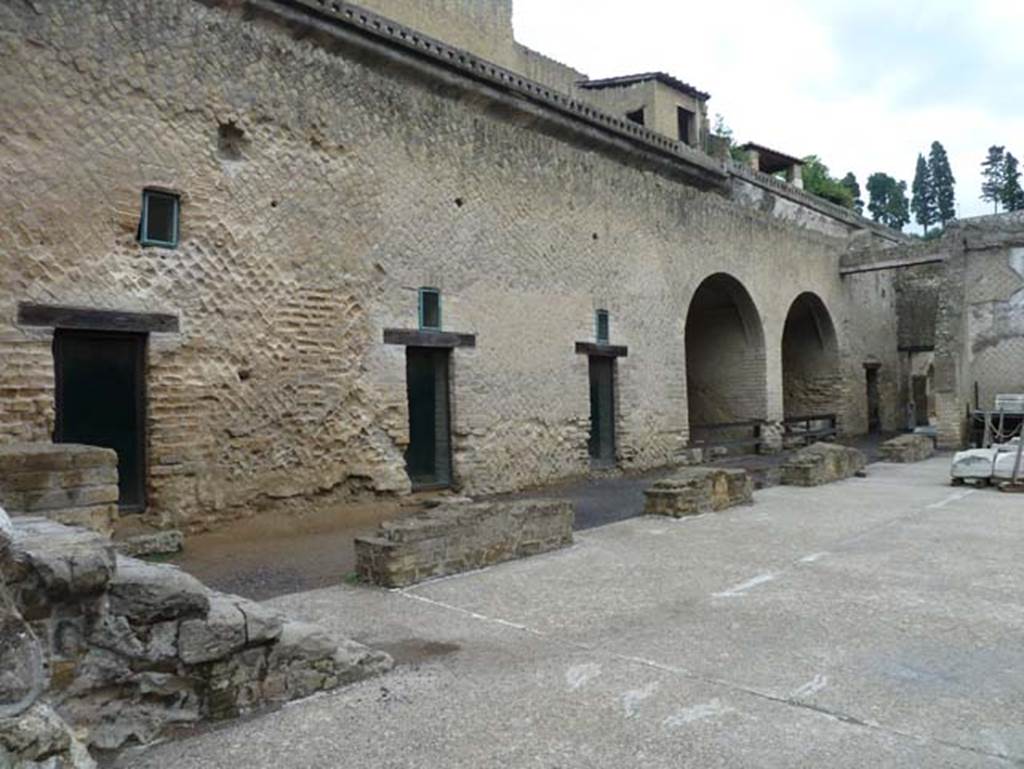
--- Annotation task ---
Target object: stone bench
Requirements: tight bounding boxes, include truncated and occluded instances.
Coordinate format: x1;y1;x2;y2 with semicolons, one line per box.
643;467;753;518
0;443;119;535
781;442;867;487
879;434;934;463
355;499;574;588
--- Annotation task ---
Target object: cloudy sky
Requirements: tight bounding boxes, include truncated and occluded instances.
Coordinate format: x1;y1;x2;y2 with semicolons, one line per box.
513;0;1024;226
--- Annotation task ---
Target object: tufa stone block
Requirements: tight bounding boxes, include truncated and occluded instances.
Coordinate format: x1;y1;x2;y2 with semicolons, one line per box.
879;434;934;463
356;500;574;588
644;467;754;518
781;442;867;487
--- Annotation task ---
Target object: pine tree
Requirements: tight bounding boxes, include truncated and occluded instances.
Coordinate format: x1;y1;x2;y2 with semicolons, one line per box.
928;141;956;224
910;153;937;234
892;180;911;230
867;173;910;230
1001;153;1024;212
981;145;1006;213
840;172;864;214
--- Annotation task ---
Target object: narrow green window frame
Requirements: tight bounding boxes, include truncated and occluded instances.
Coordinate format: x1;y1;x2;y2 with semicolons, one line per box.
596;309;610;343
139;189;180;248
419;288;442;331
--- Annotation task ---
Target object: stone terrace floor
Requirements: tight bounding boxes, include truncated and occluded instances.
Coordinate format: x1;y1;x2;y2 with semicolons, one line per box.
173;434;893;600
119;457;1024;768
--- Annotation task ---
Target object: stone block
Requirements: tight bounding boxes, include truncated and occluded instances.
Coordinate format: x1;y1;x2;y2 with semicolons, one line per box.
879;434;934;463
4;518;116;607
994;449;1024;481
264;623;392;703
45;505;118;538
179;594;247;665
644;467;753;518
357;500;573;588
950;449;996;481
0;702;95;768
781;442;867;487
113;530;185;558
0;444;120;536
108;556;210;624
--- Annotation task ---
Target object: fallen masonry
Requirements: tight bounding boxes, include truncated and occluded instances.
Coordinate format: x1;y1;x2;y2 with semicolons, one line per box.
356;499;574;588
0;509;391;764
780;442;868;487
643;468;754;518
878;433;935;463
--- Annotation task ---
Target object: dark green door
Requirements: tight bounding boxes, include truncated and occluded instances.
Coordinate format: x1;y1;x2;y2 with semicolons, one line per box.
54;330;147;512
588;356;616;466
405;347;452;488
866;367;881;433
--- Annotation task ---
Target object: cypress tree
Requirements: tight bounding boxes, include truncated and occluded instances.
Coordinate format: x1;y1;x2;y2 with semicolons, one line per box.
910;153;936;234
981;145;1006;213
840;172;864;214
1001;153;1024;212
928;141;956;224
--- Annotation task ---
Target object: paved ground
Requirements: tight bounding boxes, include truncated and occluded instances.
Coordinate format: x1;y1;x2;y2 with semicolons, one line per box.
172;434;892;599
120;457;1024;768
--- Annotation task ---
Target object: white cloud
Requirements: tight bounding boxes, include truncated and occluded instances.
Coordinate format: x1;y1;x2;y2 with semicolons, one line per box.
513;0;1024;224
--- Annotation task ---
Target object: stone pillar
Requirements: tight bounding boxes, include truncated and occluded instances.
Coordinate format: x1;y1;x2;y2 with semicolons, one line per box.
758;421;784;455
787;163;804;189
746;148;761;172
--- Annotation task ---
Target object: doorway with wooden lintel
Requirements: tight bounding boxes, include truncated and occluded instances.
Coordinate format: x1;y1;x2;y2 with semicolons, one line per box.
383;288;476;492
576;309;627;470
17;303;181;515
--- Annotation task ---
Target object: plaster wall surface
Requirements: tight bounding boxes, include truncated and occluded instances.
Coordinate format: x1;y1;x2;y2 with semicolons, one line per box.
0;0;901;528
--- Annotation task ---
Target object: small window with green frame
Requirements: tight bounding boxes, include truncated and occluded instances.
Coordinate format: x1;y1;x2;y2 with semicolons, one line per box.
419;288;441;331
596;309;610;343
138;189;180;248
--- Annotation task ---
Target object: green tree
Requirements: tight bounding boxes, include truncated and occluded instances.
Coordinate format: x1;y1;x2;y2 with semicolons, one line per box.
1001;152;1024;212
910;153;937;234
801;155;854;208
980;145;1006;213
867;172;910;230
840;172;864;214
711;114;749;163
928;141;956;224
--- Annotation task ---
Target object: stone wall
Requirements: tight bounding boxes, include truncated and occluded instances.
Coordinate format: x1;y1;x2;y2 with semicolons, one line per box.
876;213;1024;446
0;444;119;536
356;499;574;587
0;0;904;529
0;512;390;757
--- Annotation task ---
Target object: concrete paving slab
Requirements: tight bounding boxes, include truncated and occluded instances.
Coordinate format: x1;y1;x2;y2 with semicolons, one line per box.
115;458;1023;768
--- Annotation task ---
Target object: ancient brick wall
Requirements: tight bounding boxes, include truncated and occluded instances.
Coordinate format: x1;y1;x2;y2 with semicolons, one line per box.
0;0;903;528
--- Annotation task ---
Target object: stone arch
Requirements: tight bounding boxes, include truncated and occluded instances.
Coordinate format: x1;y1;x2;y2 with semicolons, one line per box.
781;292;842;420
684;273;768;432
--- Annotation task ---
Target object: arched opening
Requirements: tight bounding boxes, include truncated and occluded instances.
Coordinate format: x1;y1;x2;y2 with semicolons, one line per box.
685;274;767;450
781;293;841;425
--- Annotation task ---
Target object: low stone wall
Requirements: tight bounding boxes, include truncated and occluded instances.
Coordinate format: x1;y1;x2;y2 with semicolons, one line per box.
879;434;935;463
0;511;391;761
356;500;574;588
781;442;867;487
644;468;754;518
0;444;119;536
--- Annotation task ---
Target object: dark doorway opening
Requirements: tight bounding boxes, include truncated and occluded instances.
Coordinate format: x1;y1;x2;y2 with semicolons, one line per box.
405;347;452;489
912;375;929;427
865;366;882;433
677;106;695;145
588;356;616;466
625;108;645;126
54;330;147;512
